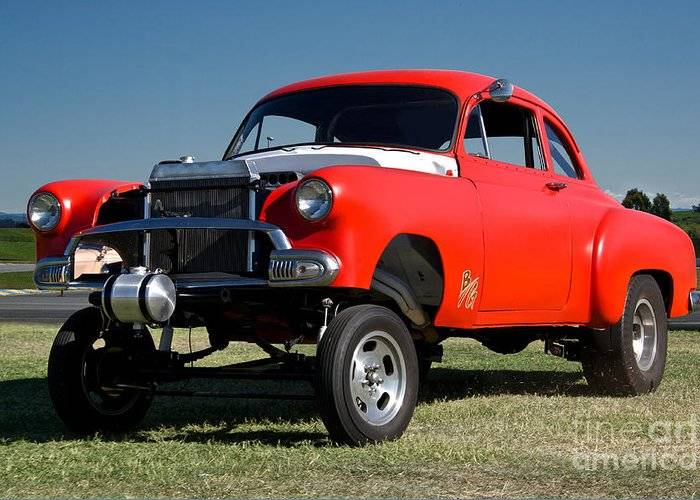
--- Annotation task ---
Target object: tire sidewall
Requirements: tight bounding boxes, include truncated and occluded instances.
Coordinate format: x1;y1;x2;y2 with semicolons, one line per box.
320;306;419;444
48;307;154;432
617;276;668;392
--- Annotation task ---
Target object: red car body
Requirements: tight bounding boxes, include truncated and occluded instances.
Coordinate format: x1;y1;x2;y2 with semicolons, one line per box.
28;70;700;444
31;70;696;330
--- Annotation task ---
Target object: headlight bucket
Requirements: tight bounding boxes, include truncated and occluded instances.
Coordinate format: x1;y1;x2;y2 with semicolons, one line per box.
295;179;333;221
27;192;61;232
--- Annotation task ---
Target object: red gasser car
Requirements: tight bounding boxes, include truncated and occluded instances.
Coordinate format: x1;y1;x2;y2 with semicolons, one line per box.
28;70;699;444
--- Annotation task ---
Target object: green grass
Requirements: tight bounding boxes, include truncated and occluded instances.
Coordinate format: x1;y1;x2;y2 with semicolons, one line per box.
0;271;35;289
1;324;699;498
0;228;35;262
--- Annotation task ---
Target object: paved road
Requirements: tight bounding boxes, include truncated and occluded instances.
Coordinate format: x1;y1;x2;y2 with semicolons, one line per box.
0;263;35;273
0;292;90;323
0;291;697;329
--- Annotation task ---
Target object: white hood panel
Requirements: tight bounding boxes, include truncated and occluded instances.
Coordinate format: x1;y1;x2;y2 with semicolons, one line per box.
237;146;457;176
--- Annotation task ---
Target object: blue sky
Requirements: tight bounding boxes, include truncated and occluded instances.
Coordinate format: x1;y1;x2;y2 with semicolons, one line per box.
1;0;699;211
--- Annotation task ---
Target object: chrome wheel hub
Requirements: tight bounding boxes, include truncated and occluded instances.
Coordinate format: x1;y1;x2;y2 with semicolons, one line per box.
631;298;658;371
349;331;406;426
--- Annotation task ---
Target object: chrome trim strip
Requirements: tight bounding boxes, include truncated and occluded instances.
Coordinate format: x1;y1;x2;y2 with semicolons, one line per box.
144;183;151;268
65;217;292;253
247;185;256;272
175;276;268;290
268;249;340;287
691;290;700;312
476;104;491;159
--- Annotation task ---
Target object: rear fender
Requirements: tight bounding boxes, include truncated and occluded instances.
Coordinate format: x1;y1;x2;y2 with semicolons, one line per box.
591;208;696;325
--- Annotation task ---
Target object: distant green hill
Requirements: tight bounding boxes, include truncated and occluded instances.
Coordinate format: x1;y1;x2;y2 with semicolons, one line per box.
671;210;700;255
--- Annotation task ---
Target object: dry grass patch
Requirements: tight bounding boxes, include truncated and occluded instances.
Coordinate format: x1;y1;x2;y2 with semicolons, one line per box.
1;322;699;498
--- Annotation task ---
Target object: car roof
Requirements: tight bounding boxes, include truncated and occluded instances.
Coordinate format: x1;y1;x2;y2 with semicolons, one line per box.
258;69;582;157
260;69;558;115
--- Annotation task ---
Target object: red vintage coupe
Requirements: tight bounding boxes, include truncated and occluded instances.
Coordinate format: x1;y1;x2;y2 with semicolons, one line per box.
28;70;698;444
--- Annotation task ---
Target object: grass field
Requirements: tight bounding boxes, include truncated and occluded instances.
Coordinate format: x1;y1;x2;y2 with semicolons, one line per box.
0;271;35;289
672;210;700;234
1;323;699;498
0;228;35;263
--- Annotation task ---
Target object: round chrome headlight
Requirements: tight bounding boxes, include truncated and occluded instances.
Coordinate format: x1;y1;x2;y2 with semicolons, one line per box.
28;192;61;231
295;179;332;221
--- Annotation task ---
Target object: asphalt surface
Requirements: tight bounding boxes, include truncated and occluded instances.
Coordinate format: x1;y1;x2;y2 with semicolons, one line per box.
0;263;35;273
0;292;91;323
0;291;697;329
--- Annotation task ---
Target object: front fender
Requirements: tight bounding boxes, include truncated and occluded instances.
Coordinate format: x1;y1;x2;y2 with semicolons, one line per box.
260;165;485;328
29;179;142;260
591;207;696;325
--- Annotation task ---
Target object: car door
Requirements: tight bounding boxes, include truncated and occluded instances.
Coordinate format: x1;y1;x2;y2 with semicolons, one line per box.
460;98;572;312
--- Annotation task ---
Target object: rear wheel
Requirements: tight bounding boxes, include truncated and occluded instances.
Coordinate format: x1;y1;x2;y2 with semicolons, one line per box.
581;275;667;395
316;305;419;445
48;307;155;433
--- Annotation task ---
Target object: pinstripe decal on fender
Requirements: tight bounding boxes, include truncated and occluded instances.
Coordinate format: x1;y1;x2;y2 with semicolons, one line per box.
457;270;479;310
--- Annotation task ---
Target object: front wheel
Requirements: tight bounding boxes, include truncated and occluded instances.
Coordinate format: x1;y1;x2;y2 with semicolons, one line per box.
316;305;419;445
48;307;155;433
581;275;668;395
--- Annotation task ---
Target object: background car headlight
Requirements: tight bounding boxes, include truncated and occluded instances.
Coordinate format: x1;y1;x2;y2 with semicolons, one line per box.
295;179;332;220
28;192;61;231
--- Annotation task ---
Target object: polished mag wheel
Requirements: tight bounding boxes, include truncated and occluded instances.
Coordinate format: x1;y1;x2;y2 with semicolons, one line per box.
349;331;406;426
581;275;667;395
631;298;658;371
317;305;419;445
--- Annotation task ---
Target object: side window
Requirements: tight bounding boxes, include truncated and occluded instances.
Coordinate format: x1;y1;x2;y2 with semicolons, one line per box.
464;101;545;170
544;120;580;179
259;115;316;149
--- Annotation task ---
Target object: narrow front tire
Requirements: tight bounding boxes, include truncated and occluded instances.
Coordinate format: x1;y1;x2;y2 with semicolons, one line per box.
316;305;419;445
48;307;155;434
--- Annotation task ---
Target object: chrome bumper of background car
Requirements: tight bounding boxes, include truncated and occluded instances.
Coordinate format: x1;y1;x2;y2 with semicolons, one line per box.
691;290;700;312
34;218;339;291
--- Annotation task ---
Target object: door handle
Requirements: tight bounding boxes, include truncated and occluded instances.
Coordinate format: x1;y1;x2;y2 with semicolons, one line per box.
546;182;568;191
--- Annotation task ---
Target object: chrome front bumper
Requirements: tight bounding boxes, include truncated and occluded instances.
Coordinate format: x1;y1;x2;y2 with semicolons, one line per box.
34;218;339;291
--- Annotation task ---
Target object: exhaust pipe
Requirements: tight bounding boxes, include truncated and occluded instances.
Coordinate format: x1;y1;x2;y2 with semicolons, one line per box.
102;267;176;324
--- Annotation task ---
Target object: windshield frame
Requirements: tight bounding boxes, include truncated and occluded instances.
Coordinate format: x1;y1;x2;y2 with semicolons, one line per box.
222;84;462;160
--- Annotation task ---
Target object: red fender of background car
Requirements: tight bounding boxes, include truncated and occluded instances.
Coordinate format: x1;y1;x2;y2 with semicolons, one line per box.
31;179;143;258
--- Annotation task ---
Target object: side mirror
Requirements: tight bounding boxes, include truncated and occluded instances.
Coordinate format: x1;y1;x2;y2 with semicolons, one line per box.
488;78;513;102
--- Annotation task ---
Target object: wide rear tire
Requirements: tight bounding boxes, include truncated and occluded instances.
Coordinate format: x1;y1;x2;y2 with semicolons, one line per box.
581;275;668;395
48;307;155;434
316;305;419;445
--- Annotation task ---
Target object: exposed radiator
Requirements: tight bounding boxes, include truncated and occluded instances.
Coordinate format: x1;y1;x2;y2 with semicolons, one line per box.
148;178;253;274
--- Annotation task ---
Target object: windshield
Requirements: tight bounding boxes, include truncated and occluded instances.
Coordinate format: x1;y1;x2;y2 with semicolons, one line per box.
224;85;459;158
